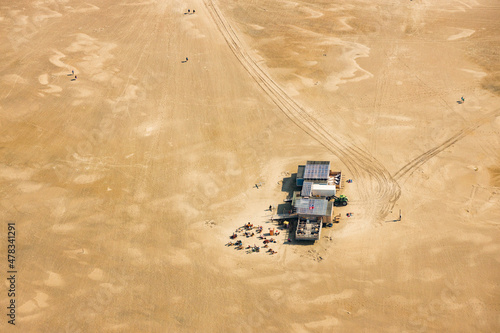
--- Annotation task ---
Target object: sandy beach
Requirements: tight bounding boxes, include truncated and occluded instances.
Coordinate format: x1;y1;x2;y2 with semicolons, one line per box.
1;0;499;331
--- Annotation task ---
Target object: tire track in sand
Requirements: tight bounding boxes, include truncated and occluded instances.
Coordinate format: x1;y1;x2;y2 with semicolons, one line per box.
393;107;500;181
204;0;401;219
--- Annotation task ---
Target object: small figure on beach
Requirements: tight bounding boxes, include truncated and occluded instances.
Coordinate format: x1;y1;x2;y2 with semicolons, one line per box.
72;70;74;75
75;75;77;80
188;9;190;13
186;57;188;61
269;205;272;211
461;96;465;103
193;10;195;13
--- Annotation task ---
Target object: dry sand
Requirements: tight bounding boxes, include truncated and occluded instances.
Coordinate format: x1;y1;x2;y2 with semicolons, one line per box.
1;0;499;332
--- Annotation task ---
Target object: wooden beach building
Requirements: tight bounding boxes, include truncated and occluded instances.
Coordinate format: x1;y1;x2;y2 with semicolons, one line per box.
292;161;339;241
294;198;334;240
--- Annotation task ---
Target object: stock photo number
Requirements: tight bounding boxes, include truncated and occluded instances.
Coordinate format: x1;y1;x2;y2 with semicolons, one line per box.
6;221;16;325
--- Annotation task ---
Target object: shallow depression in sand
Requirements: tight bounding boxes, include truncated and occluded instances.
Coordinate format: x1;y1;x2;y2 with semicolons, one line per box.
44;271;64;287
447;28;475;40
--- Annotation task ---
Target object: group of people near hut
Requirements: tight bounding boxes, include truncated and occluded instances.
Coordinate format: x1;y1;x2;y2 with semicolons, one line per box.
226;223;281;255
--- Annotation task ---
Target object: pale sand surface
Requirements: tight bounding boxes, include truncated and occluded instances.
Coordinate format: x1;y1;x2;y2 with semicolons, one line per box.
1;0;499;332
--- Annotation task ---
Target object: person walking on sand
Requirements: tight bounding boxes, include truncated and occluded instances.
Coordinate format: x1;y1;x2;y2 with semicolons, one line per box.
186;57;188;61
461;96;465;103
72;70;74;75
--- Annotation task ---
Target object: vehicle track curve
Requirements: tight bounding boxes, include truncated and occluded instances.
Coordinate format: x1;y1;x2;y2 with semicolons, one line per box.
204;0;401;219
394;108;500;182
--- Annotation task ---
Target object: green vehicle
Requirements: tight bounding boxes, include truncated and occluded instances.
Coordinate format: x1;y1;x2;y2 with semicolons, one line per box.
333;195;348;206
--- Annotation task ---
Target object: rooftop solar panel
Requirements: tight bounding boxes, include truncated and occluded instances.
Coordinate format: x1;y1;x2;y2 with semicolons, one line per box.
304;161;330;180
301;181;313;197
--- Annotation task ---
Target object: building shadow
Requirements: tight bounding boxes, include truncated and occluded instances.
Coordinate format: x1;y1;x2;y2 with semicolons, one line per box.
276;173;298;214
281;173;298;198
275;173;303;243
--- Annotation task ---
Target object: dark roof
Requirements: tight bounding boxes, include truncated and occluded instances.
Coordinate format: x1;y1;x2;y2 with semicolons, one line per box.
304;161;330;180
297;165;305;179
295;198;330;216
